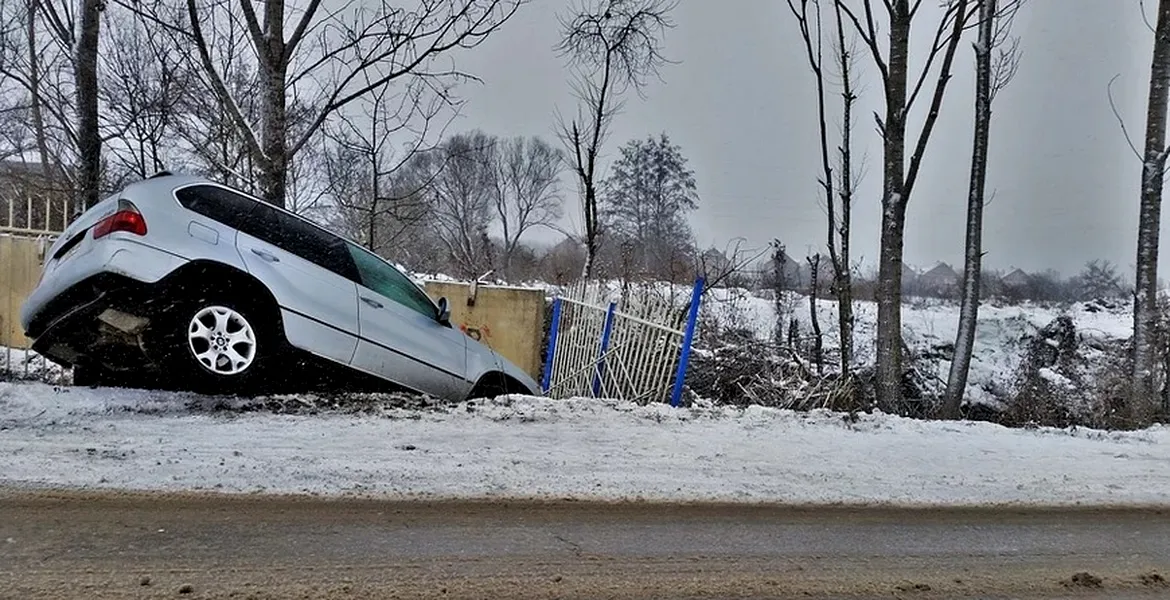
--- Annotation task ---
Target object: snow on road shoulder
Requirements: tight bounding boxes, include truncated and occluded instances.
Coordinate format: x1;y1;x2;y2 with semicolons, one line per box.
0;381;1167;507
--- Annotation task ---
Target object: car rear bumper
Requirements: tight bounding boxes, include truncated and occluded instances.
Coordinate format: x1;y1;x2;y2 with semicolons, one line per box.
20;235;187;338
25;272;167;369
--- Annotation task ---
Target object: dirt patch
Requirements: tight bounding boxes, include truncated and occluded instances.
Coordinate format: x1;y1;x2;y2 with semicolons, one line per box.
1141;572;1167;586
1067;571;1104;588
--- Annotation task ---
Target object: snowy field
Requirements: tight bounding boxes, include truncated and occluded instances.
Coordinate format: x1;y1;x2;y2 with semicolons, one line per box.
1;380;1167;507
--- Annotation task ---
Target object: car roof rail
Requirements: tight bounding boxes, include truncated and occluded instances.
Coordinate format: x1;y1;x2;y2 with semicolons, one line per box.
148;170;173;179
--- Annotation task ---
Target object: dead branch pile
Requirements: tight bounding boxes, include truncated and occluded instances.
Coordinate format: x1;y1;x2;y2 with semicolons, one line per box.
687;326;862;412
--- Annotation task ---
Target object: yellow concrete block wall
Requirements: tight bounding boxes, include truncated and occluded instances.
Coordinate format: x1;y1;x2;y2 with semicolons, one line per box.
0;235;44;349
423;281;546;381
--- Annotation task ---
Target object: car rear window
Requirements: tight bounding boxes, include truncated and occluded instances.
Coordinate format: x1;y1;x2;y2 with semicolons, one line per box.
174;185;253;228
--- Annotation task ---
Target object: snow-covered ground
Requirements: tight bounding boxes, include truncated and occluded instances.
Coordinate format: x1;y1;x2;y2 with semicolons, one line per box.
1;381;1167;507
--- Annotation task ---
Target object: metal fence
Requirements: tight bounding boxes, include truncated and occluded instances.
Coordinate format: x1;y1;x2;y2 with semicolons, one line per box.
541;278;704;406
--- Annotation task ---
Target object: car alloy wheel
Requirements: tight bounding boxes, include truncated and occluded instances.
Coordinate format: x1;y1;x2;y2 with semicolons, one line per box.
186;305;257;376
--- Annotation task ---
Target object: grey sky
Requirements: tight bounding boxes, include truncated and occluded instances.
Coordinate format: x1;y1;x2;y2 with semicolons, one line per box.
446;0;1156;279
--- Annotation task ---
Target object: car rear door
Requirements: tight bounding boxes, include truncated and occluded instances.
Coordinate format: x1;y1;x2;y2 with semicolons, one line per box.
233;200;361;366
344;242;471;400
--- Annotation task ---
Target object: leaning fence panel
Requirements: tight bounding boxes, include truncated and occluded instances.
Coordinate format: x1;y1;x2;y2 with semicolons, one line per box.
544;278;704;405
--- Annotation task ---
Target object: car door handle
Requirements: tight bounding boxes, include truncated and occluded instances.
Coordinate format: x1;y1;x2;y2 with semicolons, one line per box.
250;247;280;262
361;296;384;309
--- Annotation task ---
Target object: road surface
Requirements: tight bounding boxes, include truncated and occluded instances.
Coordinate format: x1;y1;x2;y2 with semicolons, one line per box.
0;489;1168;599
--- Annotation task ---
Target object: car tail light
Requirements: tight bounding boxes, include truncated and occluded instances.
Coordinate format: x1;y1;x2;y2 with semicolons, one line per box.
92;199;147;239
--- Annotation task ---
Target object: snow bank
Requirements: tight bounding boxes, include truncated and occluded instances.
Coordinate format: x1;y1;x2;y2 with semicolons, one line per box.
1;381;1166;507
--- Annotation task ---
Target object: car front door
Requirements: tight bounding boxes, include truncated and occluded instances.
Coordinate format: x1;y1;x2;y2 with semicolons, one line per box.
344;243;471;400
233;200;361;366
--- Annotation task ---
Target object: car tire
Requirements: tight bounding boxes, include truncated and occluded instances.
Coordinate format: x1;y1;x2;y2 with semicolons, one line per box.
151;293;283;395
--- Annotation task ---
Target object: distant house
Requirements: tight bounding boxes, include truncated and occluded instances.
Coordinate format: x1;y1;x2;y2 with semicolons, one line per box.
799;255;836;290
542;237;586;285
699;247;733;281
902;263;920;285
0;160;72;235
1001;267;1031;289
919;262;961;295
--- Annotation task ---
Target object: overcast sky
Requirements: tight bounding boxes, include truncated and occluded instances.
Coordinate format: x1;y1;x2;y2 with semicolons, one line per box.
444;0;1156;279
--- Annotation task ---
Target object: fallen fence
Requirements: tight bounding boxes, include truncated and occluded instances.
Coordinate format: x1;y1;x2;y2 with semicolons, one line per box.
541;278;704;406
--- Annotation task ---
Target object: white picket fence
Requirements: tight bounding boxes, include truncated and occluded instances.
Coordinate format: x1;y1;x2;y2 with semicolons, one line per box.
542;279;703;405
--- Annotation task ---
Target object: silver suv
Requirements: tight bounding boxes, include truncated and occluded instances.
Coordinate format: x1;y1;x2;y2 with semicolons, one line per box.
19;172;540;399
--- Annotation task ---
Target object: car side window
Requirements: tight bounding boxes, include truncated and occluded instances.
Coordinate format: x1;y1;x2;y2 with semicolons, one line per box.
240;202;359;281
346;243;437;319
175;185;252;228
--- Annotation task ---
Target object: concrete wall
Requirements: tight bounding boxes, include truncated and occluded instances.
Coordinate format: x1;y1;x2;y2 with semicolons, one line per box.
0;234;46;349
423;281;546;381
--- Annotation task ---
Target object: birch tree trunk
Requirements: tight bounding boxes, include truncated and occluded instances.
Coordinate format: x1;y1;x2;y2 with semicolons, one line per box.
1132;0;1170;424
942;0;996;419
75;0;102;209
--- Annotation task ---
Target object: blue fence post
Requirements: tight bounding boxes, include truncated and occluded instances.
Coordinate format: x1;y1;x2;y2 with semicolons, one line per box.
670;277;705;407
540;297;563;394
592;301;617;397
538;295;561;392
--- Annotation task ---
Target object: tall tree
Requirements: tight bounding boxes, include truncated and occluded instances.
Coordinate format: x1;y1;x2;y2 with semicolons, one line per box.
942;0;1022;419
555;0;677;279
600;132;698;280
839;0;974;408
158;0;524;209
74;0;102;208
1131;0;1170;423
786;0;862;374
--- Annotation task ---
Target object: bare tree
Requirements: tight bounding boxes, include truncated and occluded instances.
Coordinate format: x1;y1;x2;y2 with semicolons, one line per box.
167;9;263;192
322;77;452;256
144;0;526;209
490;135;565;279
839;0;975;408
1131;0;1170;423
942;0;1022;419
0;0;79;195
424;130;498;278
786;0;863;374
99;7;186;184
554;0;677;279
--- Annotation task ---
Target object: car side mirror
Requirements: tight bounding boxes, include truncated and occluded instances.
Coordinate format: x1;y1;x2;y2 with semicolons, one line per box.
436;296;451;325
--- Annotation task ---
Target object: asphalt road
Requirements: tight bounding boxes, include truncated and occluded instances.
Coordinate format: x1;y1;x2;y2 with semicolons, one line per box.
0;489;1168;599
